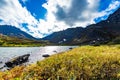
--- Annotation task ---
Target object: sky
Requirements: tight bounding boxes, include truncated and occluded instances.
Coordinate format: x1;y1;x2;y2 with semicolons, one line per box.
0;0;120;38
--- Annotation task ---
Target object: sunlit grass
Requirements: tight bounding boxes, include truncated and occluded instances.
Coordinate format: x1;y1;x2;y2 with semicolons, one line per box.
0;45;120;80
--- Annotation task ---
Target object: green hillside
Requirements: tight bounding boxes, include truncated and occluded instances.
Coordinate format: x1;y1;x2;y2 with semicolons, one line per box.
0;45;120;80
0;34;49;47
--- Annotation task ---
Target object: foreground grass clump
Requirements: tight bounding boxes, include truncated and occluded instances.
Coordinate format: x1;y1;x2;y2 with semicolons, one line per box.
0;45;120;80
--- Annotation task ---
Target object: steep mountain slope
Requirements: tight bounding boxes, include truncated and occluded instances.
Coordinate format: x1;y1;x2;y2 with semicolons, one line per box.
77;8;120;45
43;27;84;44
43;8;120;45
0;25;36;40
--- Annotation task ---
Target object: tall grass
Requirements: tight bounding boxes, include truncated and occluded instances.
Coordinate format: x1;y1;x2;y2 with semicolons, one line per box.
0;45;120;80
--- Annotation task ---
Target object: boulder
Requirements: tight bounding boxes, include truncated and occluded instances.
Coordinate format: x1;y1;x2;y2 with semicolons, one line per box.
42;54;50;58
5;54;30;68
0;61;2;63
53;50;57;53
69;48;73;49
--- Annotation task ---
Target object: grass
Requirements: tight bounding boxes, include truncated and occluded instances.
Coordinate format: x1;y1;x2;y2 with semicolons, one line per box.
0;45;120;80
0;35;49;47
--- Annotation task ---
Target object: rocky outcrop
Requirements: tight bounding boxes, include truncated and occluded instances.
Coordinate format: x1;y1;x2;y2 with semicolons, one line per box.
5;54;30;68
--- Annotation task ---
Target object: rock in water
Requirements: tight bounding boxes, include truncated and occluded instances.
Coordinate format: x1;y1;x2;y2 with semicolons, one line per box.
5;54;30;68
0;61;2;63
42;54;50;58
69;47;73;49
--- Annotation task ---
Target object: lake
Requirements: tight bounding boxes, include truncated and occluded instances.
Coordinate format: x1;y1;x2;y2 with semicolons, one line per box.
0;46;77;70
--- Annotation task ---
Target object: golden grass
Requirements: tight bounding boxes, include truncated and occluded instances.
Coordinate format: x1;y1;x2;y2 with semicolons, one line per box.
0;45;120;80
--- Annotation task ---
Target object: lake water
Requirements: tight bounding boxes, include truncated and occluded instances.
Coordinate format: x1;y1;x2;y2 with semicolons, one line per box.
0;46;77;70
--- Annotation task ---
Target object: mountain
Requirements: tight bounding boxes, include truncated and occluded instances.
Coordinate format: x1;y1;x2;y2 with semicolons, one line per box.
43;27;85;44
43;8;120;45
0;25;36;40
0;25;50;46
78;8;120;45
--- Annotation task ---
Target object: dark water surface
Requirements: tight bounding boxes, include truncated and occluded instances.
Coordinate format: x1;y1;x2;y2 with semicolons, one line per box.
0;46;77;70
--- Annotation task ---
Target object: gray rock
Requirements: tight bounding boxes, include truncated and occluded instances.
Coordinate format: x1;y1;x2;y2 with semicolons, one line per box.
42;54;50;58
5;54;30;68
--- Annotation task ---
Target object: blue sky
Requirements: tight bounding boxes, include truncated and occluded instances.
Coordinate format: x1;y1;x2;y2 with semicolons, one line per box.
0;0;120;38
19;0;47;20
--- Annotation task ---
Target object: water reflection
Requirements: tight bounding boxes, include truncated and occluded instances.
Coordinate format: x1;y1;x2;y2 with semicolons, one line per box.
0;46;77;70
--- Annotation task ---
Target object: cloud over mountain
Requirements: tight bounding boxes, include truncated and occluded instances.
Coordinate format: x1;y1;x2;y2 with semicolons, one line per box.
0;0;120;38
0;0;40;37
40;0;120;36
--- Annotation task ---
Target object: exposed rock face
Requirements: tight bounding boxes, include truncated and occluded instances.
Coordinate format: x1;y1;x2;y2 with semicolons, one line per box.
5;54;30;68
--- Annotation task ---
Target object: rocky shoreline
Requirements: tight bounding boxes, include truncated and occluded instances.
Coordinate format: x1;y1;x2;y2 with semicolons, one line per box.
0;46;76;71
0;54;30;70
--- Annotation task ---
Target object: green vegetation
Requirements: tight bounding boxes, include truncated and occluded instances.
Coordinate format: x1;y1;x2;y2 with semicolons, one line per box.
0;34;49;47
0;45;120;80
108;37;120;44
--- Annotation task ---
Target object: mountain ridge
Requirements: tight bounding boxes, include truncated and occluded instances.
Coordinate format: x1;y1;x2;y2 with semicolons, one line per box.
43;7;120;45
0;7;120;45
0;25;37;40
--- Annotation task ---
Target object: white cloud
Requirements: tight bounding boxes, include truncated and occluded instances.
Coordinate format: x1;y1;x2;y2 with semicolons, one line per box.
38;0;100;33
0;0;119;38
0;0;42;37
39;0;120;35
94;0;120;21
